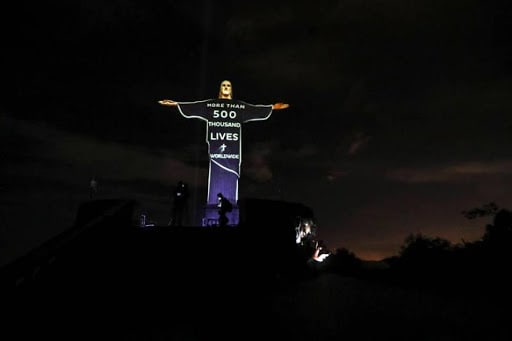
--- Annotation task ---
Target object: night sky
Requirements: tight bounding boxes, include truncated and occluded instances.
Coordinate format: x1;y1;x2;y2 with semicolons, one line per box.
1;0;512;262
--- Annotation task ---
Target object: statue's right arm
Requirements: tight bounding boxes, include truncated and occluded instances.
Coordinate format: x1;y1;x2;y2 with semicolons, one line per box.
158;99;178;106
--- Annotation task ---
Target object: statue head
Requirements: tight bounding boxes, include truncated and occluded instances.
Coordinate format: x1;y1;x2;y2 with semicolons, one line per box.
218;80;233;99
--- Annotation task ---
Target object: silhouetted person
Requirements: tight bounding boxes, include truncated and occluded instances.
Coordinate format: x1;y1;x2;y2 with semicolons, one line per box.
309;240;330;263
170;181;189;226
295;217;316;245
89;176;98;199
217;192;232;227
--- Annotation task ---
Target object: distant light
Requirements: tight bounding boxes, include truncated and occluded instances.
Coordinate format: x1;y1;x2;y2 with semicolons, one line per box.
313;253;330;262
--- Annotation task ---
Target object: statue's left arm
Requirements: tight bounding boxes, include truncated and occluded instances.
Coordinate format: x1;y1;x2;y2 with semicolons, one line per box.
240;100;288;123
272;103;290;110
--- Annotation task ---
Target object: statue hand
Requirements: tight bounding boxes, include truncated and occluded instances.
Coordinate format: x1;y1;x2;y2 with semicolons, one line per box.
273;103;289;110
158;99;178;106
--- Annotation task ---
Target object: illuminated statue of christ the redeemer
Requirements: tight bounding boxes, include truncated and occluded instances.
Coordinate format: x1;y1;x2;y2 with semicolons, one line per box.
158;80;289;225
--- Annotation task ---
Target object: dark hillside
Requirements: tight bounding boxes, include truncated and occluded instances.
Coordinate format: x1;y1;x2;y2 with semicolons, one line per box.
2;199;511;340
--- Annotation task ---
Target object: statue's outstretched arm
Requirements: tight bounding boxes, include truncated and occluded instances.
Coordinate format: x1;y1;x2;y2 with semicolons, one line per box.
272;103;290;110
158;99;178;106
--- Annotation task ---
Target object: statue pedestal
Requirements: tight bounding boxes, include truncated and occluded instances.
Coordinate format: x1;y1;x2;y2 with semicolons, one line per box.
202;204;239;227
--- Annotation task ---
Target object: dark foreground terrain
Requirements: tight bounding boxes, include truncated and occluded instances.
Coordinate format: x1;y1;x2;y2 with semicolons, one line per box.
2;200;511;340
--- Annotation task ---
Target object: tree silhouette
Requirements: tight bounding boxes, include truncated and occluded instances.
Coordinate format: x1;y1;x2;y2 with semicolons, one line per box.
483;208;512;244
381;204;512;293
399;233;452;260
461;202;499;219
391;233;454;288
462;202;512;259
326;247;363;276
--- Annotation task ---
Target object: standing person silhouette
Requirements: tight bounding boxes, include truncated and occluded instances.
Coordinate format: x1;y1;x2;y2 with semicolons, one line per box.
89;176;98;199
216;192;232;227
158;80;289;215
169;180;189;226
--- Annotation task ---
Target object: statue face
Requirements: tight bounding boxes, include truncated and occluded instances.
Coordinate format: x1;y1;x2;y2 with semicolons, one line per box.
219;80;232;99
